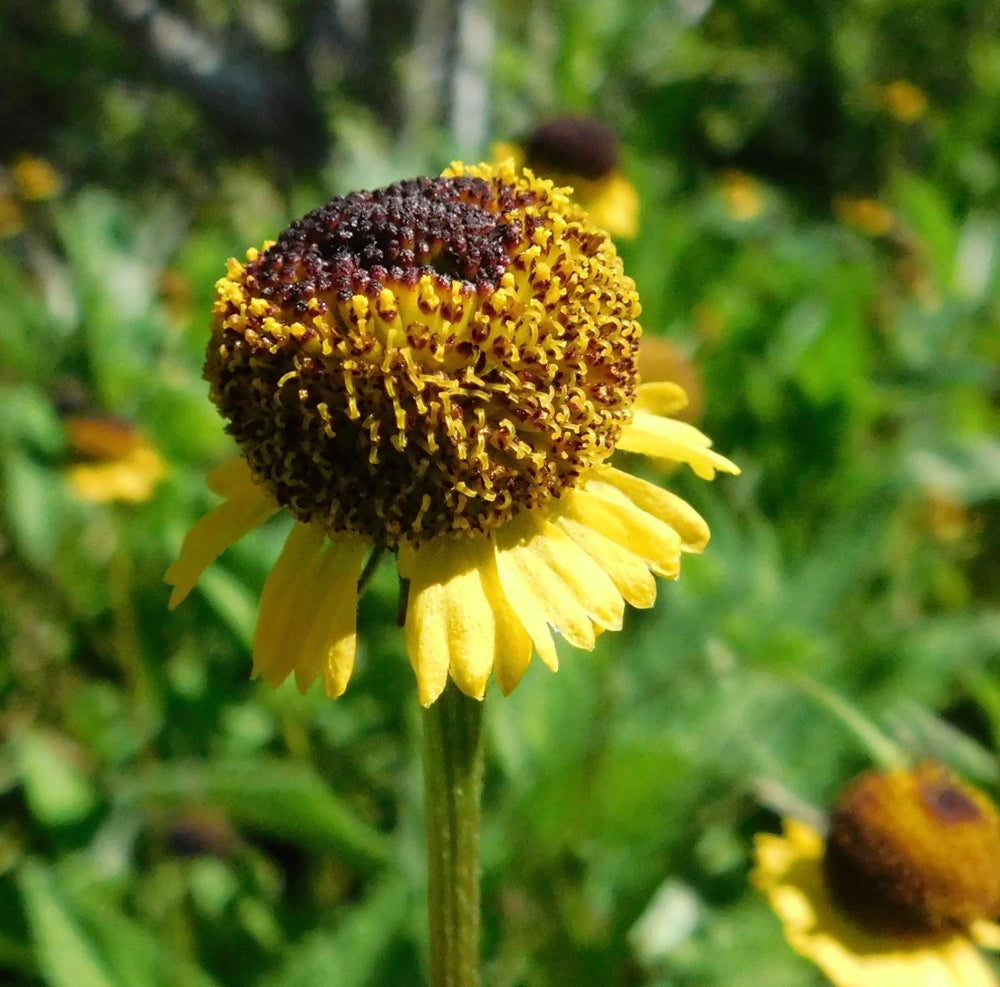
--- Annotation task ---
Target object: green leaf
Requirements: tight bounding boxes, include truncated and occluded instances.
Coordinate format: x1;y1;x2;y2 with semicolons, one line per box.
2;451;72;566
268;878;410;987
118;759;392;869
21;857;224;987
15;729;98;827
18;860;117;987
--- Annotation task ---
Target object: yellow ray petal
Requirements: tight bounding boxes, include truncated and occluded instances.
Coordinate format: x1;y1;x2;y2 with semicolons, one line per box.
165;459;278;608
535;518;624;631
553;501;657;609
400;536;496;706
492;535;560;672
634;380;690;417
590;464;710;551
617;410;740;479
206;457;258;497
563;488;682;578
290;533;369;697
482;543;534;695
483;588;536;696
252;522;326;689
495;513;607;651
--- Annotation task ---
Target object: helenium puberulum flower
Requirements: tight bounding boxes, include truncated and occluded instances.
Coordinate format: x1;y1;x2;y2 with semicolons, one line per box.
166;161;738;706
753;763;1000;987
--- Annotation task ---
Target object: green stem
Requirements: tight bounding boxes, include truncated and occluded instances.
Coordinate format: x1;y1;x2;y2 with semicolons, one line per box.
422;683;485;987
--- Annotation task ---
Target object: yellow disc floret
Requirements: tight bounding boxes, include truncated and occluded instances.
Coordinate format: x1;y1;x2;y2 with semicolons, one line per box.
823;762;1000;933
206;162;641;546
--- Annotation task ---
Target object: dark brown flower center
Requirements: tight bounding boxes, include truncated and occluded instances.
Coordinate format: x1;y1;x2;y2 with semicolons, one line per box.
247;176;541;308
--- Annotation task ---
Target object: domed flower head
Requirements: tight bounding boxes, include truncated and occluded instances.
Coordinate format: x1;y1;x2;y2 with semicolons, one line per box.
166;161;738;706
753;763;1000;987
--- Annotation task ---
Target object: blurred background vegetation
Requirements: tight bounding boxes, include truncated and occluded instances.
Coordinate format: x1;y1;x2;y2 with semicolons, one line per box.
3;0;1000;983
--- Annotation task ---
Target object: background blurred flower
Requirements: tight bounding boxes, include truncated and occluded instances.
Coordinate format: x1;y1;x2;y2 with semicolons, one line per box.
754;764;1000;987
718;169;765;221
882;80;929;123
11;155;63;201
0;193;23;238
637;335;704;424
65;414;167;504
493;117;639;238
834;195;897;237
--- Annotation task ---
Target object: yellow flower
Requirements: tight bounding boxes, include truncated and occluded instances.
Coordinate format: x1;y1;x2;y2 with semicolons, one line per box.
11;155;63;201
882;80;929;123
65;415;168;504
0;194;24;238
719;169;764;221
494;117;639;238
921;489;979;545
166;161;737;706
834;196;896;238
754;764;1000;987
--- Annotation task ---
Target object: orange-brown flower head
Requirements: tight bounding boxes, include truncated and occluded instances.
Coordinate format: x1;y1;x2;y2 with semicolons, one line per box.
824;763;1000;934
207;163;641;548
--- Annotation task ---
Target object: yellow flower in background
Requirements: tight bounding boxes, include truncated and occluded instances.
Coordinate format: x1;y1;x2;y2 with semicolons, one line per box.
922;489;980;545
754;763;1000;987
834;196;896;238
0;194;24;238
636;335;704;424
65;415;168;504
494;117;639;238
719;169;764;221
11;155;63;201
167;161;738;706
882;80;929;123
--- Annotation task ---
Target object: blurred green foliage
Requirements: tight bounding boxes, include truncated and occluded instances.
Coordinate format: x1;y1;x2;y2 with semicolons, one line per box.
2;0;1000;983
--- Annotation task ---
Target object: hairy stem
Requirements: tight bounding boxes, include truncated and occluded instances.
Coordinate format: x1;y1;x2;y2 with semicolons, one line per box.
422;682;484;987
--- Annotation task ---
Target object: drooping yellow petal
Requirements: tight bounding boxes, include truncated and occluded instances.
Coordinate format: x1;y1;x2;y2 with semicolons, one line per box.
633;380;690;418
252;522;326;689
400;536;497;706
491;535;560;672
590;464;710;551
753;820;999;987
617;410;740;480
290;533;369;698
563;487;683;578
553;500;657;609
207;457;259;497
481;542;534;695
535;518;624;631
165;458;278;608
495;512;620;651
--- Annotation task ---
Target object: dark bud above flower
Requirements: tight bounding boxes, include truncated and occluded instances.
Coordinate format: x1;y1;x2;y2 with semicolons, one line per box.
524;117;621;181
823;762;1000;934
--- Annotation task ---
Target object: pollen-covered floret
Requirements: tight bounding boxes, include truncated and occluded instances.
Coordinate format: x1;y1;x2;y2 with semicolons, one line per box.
206;162;642;546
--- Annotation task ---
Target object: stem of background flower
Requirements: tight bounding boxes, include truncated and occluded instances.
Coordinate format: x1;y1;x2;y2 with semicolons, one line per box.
422;682;484;987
